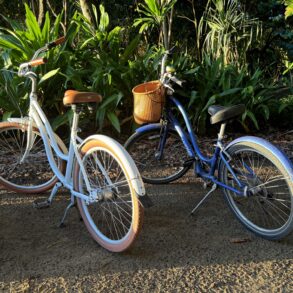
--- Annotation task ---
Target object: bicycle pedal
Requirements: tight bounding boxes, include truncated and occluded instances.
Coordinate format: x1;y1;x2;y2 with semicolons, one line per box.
33;199;51;209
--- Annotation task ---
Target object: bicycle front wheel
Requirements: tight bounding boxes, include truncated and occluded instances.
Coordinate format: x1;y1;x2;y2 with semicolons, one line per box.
0;122;65;193
74;137;144;252
219;141;293;240
125;127;190;184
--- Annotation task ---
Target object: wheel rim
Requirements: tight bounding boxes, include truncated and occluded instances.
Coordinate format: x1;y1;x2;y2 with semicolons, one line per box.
224;147;293;235
78;147;135;243
127;130;189;181
0;126;57;190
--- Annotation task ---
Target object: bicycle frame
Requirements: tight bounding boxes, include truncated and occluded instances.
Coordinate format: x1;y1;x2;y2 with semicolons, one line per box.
9;71;99;202
139;95;247;196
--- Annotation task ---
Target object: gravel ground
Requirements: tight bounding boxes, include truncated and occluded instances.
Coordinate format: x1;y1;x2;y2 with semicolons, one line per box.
0;130;292;292
0;180;293;292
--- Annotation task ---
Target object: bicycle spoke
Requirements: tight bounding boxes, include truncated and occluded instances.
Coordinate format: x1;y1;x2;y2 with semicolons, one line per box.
80;147;134;242
221;144;292;238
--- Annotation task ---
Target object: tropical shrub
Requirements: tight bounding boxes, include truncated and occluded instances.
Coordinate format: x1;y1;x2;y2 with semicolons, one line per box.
0;4;81;128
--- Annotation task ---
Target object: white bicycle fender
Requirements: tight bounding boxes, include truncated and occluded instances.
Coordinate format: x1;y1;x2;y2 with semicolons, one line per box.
81;135;146;197
8;117;68;154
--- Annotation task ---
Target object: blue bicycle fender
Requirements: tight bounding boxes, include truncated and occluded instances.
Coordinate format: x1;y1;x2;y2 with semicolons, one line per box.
134;123;163;134
225;136;293;181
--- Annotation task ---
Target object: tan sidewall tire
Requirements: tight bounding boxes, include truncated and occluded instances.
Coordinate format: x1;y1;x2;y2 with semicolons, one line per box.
0;122;65;193
75;139;144;252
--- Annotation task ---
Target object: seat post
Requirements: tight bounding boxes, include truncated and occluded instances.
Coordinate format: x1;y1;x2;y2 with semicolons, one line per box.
71;105;80;139
218;123;227;142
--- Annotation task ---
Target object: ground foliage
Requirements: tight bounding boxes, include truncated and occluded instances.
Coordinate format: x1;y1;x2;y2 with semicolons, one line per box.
0;0;292;135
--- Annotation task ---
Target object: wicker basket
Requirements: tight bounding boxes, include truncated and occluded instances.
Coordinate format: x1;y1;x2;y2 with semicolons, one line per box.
132;80;165;124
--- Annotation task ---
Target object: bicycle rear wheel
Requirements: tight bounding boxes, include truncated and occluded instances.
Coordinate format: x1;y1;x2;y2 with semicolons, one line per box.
219;141;293;240
74;137;144;252
0;122;65;193
125;127;190;184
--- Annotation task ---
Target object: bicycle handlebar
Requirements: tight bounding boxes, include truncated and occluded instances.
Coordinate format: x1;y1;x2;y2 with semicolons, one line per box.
18;36;65;76
28;57;48;67
30;36;65;61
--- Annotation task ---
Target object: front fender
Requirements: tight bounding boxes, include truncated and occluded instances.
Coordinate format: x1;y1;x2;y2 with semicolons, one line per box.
225;136;293;181
80;134;146;197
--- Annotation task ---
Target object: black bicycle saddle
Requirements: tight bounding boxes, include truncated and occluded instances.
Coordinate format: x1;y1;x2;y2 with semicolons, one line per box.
208;104;246;124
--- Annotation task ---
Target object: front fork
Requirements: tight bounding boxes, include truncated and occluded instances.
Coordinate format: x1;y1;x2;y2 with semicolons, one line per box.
20;114;35;164
155;122;169;160
71;108;116;204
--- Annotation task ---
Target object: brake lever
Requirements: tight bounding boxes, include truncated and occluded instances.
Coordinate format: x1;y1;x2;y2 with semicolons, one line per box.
164;83;175;94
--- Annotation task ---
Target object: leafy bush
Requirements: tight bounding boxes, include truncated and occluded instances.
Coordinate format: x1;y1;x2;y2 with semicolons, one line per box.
0;4;80;127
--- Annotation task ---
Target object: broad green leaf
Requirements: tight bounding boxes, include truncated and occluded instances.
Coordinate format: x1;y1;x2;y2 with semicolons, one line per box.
100;93;123;109
202;95;217;112
41;12;50;41
107;111;120;132
285;4;293;19
51;110;73;131
24;3;42;42
246;110;259;129
121;35;140;63
39;69;60;84
96;108;106;129
2;111;13;121
188;91;199;107
279;103;289;113
99;5;109;32
218;88;242;97
258;104;270;120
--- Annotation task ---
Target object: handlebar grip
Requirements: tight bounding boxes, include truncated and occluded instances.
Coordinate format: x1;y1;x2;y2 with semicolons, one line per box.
47;36;65;49
28;58;48;67
54;36;65;45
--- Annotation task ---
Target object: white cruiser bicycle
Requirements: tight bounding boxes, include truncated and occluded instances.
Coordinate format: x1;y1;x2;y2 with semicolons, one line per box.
0;37;152;252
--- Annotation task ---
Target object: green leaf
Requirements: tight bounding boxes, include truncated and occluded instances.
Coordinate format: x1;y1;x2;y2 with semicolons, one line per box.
100;93;123;109
279;103;288;113
285;1;293;19
39;69;60;84
258;104;270;120
218;88;242;97
41;12;50;41
99;4;109;32
51;110;73;131
202;95;217;112
121;35;140;63
24;3;42;42
107;111;120;132
246;110;259;129
2;111;13;121
188;91;199;107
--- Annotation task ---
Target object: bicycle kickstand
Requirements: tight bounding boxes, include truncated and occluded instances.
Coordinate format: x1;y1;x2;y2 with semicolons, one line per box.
33;182;62;209
190;183;217;216
59;195;75;228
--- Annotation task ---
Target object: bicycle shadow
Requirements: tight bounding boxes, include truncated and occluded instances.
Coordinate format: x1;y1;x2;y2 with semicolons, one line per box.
0;182;293;286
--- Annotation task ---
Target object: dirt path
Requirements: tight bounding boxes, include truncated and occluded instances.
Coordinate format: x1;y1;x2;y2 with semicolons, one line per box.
1;181;293;292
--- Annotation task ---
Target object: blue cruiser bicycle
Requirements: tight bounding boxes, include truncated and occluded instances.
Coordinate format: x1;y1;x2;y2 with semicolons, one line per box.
125;50;293;240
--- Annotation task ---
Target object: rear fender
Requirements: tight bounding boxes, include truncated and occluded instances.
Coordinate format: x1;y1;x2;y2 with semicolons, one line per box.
225;136;293;181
